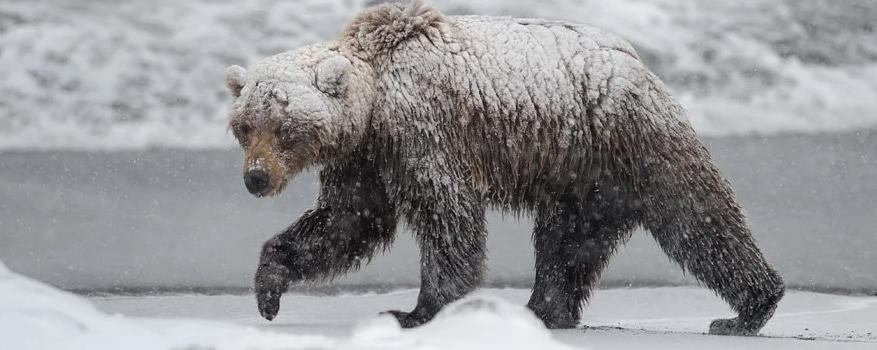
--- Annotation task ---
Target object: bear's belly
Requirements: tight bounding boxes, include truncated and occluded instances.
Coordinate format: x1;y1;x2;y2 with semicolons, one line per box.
462;143;596;210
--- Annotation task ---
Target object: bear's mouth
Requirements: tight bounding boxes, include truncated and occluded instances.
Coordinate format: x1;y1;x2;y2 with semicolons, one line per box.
259;175;290;198
242;136;317;198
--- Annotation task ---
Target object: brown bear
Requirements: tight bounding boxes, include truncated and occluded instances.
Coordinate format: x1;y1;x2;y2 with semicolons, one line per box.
225;1;784;335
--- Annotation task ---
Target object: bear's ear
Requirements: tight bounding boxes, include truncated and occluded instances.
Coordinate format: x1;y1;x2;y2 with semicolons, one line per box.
315;55;352;97
225;65;247;98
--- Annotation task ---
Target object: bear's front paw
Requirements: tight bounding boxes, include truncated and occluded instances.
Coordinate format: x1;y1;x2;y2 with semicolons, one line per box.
380;310;430;328
257;288;281;321
709;317;756;336
255;261;290;321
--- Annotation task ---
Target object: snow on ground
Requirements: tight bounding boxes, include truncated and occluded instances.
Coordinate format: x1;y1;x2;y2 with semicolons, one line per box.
3;259;877;349
0;262;573;350
90;288;877;349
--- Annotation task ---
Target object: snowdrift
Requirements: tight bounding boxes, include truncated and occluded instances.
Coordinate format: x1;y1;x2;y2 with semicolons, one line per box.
0;262;574;350
0;0;875;150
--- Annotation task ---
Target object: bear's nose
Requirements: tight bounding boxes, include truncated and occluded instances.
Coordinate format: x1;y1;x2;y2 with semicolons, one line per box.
244;169;270;196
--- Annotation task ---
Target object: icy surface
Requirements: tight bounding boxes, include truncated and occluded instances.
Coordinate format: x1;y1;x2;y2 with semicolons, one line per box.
0;0;875;150
0;262;574;350
92;288;877;349
3;251;877;349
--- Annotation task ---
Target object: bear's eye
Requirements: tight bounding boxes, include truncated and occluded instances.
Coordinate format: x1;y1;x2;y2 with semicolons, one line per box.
276;124;300;149
276;125;292;142
234;124;252;146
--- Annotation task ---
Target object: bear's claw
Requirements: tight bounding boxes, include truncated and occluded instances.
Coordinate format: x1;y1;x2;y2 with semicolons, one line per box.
381;310;430;328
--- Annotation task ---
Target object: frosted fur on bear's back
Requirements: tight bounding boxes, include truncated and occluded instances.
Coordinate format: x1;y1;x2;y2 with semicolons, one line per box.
365;13;693;209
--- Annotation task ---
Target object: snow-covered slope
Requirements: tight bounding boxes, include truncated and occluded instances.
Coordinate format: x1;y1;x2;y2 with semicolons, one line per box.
0;262;574;350
0;0;875;150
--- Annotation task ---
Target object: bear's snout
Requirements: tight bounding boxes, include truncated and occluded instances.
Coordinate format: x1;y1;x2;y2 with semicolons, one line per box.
244;169;270;197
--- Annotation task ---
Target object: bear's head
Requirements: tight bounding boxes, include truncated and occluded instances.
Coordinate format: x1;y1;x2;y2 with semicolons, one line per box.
226;43;375;197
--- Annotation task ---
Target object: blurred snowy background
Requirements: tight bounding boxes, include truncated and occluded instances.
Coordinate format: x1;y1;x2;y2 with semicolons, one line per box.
0;0;875;293
2;0;877;149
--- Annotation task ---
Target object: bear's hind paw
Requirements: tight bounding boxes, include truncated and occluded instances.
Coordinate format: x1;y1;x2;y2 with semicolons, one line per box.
380;310;429;328
709;317;757;336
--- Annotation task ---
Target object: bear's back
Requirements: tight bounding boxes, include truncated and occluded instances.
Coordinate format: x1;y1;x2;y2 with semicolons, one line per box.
370;11;690;207
451;15;640;62
379;13;661;126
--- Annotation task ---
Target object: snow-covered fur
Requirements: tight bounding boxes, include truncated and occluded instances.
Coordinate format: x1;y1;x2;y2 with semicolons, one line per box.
229;1;784;335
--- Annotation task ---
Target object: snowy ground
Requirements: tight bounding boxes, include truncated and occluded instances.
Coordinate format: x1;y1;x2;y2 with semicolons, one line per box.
7;263;571;350
90;288;877;349
6;261;876;350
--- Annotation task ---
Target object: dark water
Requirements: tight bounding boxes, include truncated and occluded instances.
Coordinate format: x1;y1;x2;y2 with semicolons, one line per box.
1;131;875;293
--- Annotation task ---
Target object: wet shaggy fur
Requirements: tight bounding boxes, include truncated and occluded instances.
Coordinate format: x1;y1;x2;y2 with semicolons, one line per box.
229;1;785;335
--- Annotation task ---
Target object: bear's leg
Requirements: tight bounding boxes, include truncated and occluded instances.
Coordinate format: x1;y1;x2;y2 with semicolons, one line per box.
527;187;636;329
385;190;487;328
255;208;329;320
255;152;397;321
256;204;397;321
646;184;784;336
